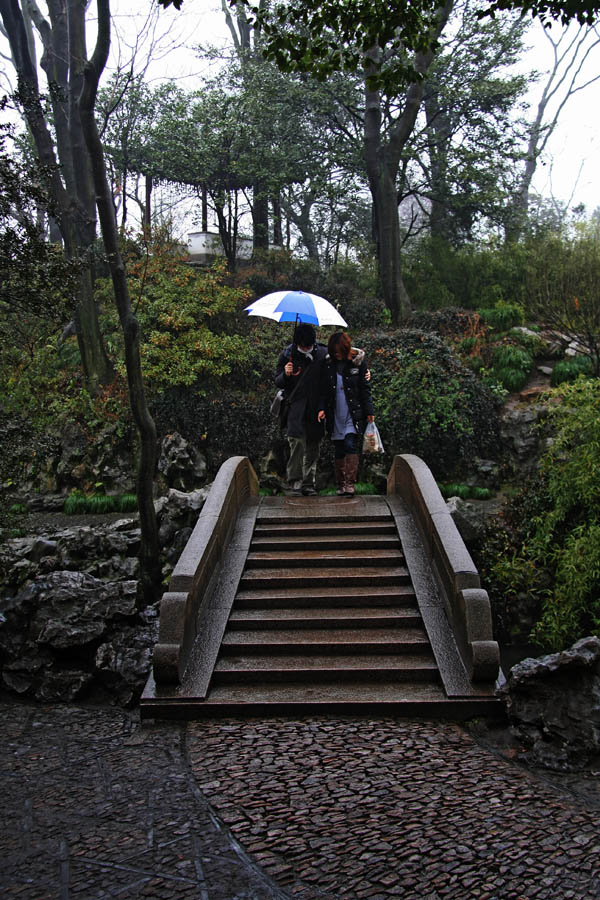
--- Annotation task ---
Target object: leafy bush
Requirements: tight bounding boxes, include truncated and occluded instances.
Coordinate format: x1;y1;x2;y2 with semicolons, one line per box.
117;494;138;512
438;483;493;500
354;481;378;495
411;307;484;341
480;379;600;651
488;343;533;392
478;301;524;332
492;366;529;392
361;329;501;478
550;355;593;387
403;237;531;312
508;328;548;357
523;225;600;375
96;244;253;395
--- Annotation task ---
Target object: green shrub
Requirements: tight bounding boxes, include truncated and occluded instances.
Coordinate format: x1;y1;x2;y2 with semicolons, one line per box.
550;355;593;387
482;379;600;651
493;366;529;392
478;301;524;332
438;483;492;500
471;486;493;500
361;329;501;478
64;491;138;515
96;249;253;395
63;491;89;515
354;482;378;495
489;344;533;392
508;328;547;357
490;343;532;373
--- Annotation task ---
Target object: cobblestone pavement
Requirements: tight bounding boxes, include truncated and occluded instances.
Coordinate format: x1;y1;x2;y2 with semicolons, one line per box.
186;718;600;900
3;704;600;900
1;703;287;900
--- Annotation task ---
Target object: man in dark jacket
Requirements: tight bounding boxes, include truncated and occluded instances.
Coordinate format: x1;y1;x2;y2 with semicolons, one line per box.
274;322;327;495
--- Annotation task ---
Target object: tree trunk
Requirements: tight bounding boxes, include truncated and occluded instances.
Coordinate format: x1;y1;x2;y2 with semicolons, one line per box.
272;194;283;246
281;193;320;263
370;167;412;323
201;184;208;232
424;90;452;242
0;0;113;392
144;173;152;229
364;60;412;324
363;0;453;324
80;0;161;600
252;178;269;250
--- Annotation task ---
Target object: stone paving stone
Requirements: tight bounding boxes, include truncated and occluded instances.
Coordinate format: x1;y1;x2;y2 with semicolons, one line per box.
3;703;600;899
187;716;600;900
0;703;289;900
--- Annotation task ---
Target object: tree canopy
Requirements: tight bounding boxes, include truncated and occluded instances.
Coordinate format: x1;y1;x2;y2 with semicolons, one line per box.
159;0;600;89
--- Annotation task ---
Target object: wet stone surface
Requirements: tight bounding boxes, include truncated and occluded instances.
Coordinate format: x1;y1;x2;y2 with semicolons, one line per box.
187;717;600;900
0;703;286;899
2;704;600;899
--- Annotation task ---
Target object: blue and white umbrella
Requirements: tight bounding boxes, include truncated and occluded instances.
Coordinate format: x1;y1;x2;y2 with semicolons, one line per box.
245;290;347;328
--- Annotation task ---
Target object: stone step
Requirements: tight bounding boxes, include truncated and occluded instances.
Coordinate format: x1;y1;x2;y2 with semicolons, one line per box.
250;534;401;551
254;521;397;537
239;566;411;589
220;627;430;653
234;584;417;608
245;548;404;568
228;608;424;629
212;653;439;684
143;680;504;719
257;512;391;525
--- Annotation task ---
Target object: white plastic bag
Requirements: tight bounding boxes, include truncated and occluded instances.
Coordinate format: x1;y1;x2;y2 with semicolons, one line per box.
270;389;285;416
362;421;384;454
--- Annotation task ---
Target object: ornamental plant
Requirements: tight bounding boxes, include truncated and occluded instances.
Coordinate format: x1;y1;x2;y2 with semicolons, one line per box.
362;329;501;477
485;379;600;651
96;239;252;394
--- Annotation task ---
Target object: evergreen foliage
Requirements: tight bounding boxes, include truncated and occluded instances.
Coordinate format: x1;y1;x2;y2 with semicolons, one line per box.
483;380;600;651
550;355;593;386
360;329;501;476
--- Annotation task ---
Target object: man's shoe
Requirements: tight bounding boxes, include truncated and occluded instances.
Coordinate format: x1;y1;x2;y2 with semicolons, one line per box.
284;480;303;496
301;484;317;496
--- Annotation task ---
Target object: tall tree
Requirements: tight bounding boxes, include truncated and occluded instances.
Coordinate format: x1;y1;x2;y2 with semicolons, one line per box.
0;0;113;392
362;0;454;322
79;0;161;598
221;0;270;249
509;21;600;237
407;3;529;242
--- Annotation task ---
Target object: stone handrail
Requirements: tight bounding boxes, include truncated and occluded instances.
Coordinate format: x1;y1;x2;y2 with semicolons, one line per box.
152;456;259;684
387;454;500;682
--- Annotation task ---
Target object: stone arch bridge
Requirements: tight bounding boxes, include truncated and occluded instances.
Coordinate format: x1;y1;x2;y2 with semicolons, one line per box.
141;455;503;719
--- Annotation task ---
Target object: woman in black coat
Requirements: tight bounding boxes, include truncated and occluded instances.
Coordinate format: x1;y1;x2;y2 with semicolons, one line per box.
318;331;375;496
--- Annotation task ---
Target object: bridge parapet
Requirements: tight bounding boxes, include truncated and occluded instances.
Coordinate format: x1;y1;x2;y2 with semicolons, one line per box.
153;456;259;684
387;454;499;683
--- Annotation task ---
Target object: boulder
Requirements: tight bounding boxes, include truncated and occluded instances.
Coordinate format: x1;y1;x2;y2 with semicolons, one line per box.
158;431;207;491
95;620;158;706
500;636;600;770
28;538;58;562
500;404;548;464
446;496;487;546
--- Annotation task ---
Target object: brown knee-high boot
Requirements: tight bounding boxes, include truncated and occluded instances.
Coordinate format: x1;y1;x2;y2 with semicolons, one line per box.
344;454;359;496
334;458;347;495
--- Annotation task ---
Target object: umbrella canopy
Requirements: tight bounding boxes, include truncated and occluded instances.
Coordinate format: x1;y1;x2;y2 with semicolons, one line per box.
245;290;347;328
